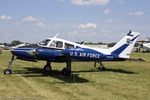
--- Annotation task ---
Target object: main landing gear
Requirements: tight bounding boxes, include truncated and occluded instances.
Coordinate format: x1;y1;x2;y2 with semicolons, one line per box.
43;61;72;76
61;61;71;76
4;55;14;75
94;62;106;71
43;62;52;74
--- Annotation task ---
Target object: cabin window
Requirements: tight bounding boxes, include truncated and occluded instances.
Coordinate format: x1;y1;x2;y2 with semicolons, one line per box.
65;43;74;48
50;41;63;48
56;41;63;48
39;39;50;46
76;46;81;48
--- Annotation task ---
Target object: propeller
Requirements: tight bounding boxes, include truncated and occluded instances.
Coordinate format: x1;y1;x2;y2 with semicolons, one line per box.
26;49;38;56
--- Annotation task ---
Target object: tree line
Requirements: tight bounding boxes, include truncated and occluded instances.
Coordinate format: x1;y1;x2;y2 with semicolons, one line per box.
0;40;23;47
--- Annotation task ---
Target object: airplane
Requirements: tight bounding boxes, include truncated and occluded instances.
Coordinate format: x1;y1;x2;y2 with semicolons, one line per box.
11;43;30;49
143;43;150;49
138;38;150;52
4;31;141;76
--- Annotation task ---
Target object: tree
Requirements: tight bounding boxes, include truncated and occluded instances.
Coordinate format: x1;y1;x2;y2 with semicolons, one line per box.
11;40;23;46
108;42;116;47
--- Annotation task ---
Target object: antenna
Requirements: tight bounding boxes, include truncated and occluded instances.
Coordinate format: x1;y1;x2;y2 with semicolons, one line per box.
48;33;60;47
54;33;59;38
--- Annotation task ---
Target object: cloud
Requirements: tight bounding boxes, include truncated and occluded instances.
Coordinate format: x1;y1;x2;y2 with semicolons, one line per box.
117;0;124;4
105;19;113;23
68;31;78;35
101;29;107;33
78;23;96;30
71;0;110;5
68;30;96;36
105;18;118;23
0;15;12;20
103;9;112;14
57;0;65;2
35;22;47;27
5;33;12;37
128;11;144;16
101;29;111;33
22;16;48;28
22;16;39;22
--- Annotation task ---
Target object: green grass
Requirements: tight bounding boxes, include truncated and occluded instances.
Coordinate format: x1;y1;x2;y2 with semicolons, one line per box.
0;51;150;100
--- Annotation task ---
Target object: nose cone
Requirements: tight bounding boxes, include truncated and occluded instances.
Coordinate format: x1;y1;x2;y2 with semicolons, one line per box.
11;48;37;59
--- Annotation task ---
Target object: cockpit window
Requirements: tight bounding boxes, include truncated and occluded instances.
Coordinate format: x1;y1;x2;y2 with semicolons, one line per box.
50;41;63;48
39;39;50;46
65;43;74;48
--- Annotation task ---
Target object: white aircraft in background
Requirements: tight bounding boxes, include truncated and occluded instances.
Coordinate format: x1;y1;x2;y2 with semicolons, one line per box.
11;43;30;49
0;45;5;48
143;43;150;48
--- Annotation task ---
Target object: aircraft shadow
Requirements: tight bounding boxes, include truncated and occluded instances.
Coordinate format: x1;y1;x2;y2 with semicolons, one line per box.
13;67;89;83
73;68;138;74
104;68;138;74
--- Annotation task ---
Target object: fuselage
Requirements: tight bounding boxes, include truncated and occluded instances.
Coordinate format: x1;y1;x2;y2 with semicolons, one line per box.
11;38;123;62
11;31;141;63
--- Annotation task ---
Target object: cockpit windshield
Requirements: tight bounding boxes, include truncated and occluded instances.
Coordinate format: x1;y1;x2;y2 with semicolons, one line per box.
39;39;50;46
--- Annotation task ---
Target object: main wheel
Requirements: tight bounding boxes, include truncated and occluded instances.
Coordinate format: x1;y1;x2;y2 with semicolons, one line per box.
101;66;106;71
98;66;106;71
4;69;12;75
61;68;71;76
43;65;52;74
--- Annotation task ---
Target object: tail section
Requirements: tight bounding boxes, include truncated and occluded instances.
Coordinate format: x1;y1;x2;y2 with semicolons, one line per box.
109;31;140;58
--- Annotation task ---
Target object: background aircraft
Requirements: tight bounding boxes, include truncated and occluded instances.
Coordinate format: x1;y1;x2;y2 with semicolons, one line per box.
143;43;150;49
4;31;140;76
11;43;30;49
143;38;150;49
138;37;150;52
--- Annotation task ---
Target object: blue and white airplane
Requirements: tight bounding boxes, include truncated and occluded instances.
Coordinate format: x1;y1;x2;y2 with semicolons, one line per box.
4;31;140;76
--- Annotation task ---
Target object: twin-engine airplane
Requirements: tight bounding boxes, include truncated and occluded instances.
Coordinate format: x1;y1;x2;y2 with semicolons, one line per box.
4;31;140;76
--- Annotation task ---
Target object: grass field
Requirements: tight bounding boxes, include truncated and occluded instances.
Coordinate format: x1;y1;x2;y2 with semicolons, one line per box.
0;51;150;100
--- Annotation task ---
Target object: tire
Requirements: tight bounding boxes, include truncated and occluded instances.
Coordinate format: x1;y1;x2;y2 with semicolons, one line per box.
101;67;106;71
61;68;71;76
4;69;12;75
98;66;105;71
43;65;51;73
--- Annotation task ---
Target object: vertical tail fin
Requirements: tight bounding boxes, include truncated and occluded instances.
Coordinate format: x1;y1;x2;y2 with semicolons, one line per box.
109;31;140;58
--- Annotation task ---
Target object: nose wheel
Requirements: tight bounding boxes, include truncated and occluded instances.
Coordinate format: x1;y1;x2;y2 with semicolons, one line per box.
4;69;12;75
4;55;14;75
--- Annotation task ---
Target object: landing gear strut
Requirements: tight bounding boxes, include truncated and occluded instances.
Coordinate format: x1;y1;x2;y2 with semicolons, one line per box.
61;61;71;76
4;55;14;75
98;62;106;71
43;62;52;74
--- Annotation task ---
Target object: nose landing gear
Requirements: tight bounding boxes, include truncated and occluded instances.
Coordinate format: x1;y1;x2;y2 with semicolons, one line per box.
4;55;14;75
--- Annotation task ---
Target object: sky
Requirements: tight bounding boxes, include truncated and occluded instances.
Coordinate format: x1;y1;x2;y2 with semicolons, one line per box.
0;0;150;43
